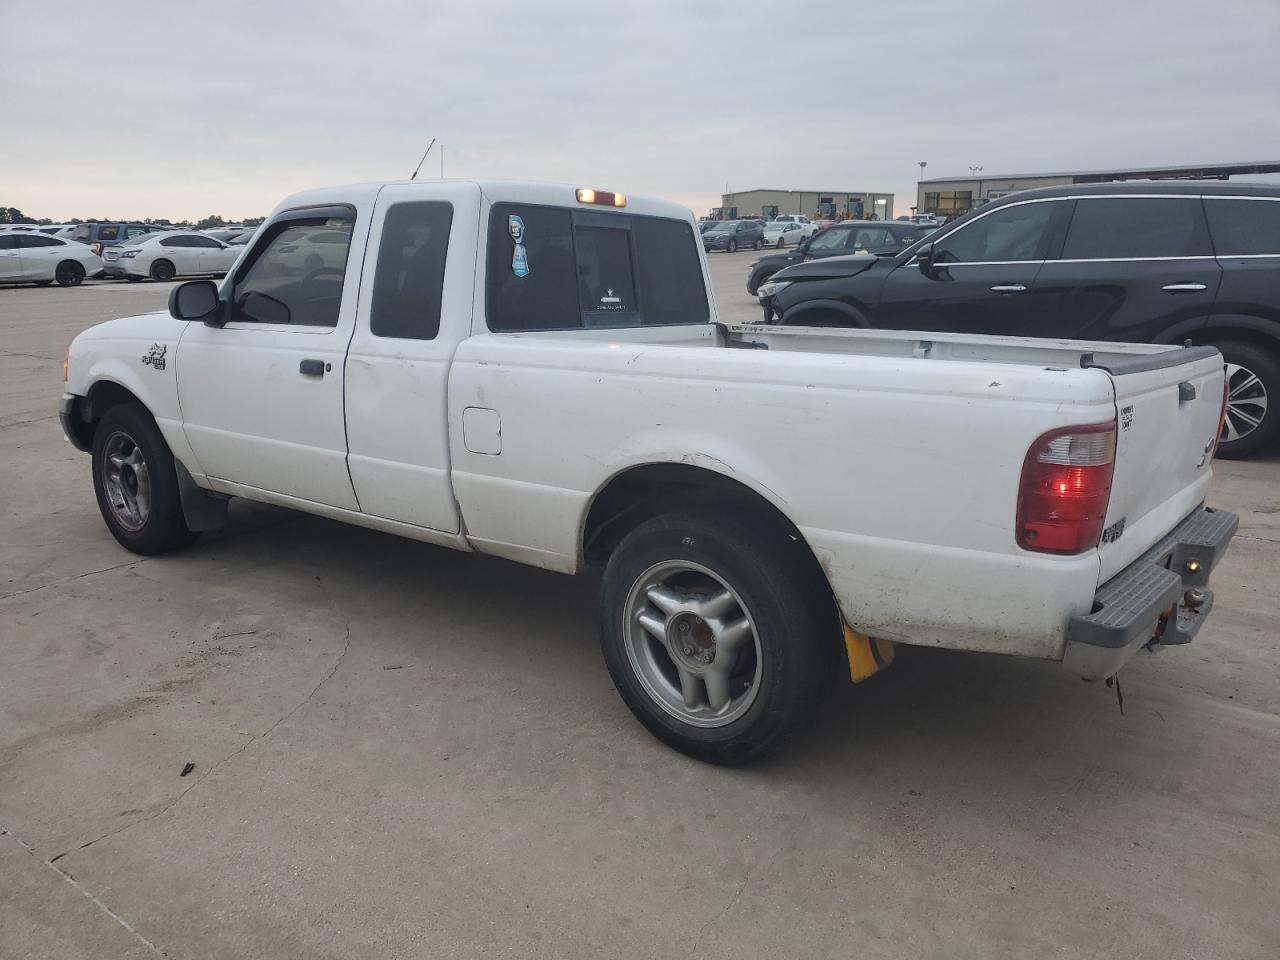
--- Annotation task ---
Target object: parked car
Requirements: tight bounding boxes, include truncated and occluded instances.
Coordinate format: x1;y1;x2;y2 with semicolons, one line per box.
71;222;163;257
762;220;808;248
0;232;103;286
102;230;241;282
757;181;1280;458
61;179;1235;763
811;219;837;231
702;219;764;252
746;220;933;294
772;214;813;227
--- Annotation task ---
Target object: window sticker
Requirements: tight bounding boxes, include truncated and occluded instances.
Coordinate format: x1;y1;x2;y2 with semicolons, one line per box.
509;214;529;277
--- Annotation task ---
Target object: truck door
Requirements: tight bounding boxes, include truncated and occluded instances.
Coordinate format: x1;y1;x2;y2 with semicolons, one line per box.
176;203;366;510
343;181;480;532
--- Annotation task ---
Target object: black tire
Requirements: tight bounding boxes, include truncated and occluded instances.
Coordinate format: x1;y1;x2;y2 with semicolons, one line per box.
747;270;777;297
91;402;198;555
55;260;85;286
775;238;785;248
753;238;763;251
150;259;176;282
1211;338;1280;460
726;239;737;253
599;510;837;764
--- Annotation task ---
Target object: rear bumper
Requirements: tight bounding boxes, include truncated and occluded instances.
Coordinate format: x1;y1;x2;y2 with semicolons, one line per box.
1063;506;1238;679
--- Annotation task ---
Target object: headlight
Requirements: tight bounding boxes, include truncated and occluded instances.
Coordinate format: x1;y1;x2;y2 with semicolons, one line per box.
756;279;792;298
121;249;140;258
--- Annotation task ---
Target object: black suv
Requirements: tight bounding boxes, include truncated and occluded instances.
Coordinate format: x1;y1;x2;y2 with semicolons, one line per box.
746;220;936;294
759;182;1280;458
703;220;765;253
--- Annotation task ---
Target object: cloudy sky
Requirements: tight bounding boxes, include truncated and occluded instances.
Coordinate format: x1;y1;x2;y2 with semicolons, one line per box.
3;0;1278;222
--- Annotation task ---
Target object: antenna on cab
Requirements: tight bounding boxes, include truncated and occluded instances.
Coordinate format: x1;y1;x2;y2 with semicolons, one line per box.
410;138;437;181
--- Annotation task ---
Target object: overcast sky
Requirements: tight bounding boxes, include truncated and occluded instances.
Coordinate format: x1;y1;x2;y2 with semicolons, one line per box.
3;0;1279;222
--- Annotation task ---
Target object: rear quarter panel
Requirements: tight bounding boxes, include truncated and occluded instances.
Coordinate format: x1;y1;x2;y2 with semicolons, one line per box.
448;333;1117;658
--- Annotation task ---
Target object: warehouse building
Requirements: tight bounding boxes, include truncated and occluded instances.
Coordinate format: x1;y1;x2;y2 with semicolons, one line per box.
916;160;1280;218
716;188;894;222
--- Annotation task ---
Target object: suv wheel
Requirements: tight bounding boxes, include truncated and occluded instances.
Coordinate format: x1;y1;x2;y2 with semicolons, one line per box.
753;238;763;251
726;239;737;253
1213;339;1280;459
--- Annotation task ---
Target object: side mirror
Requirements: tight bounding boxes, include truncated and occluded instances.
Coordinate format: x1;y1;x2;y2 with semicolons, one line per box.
915;241;935;273
169;279;222;325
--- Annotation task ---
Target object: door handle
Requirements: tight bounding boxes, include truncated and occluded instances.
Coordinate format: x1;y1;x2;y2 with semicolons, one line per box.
1162;282;1208;293
299;359;327;377
989;284;1027;293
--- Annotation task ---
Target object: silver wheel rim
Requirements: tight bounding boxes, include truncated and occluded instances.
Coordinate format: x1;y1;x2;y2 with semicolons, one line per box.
102;430;152;532
623;560;763;728
1223;362;1268;444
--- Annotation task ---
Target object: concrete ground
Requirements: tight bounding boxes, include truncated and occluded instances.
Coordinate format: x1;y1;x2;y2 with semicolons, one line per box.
2;261;1278;959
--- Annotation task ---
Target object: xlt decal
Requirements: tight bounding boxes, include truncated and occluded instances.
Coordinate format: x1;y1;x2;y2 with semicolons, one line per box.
1101;517;1126;544
142;343;167;370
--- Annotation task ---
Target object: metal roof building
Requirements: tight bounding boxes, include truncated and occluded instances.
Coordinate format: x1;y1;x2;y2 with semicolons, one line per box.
916;160;1280;218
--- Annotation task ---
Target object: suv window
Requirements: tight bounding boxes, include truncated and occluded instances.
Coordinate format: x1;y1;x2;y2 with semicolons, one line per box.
370;200;453;340
1204;198;1280;256
73;225;92;241
486;203;707;332
232;215;354;327
934;201;1055;263
1061;197;1211;260
806;226;852;252
97;226;120;241
850;227;894;249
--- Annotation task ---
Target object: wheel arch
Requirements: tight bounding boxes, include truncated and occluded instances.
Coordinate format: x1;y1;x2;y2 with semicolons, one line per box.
1187;314;1280;354
580;461;833;599
780;298;870;328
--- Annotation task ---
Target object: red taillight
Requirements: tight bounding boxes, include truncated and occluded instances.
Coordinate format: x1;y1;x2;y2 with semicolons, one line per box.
1016;422;1116;554
91;242;102;256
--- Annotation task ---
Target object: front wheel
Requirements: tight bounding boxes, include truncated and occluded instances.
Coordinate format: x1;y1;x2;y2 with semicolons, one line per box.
775;238;785;248
91;402;198;555
55;261;85;286
1212;339;1280;459
726;239;737;253
599;511;836;764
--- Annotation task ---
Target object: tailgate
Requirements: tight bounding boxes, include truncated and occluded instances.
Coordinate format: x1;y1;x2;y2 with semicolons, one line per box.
1094;346;1225;582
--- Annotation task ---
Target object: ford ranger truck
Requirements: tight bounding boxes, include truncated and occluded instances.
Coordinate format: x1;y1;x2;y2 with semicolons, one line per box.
59;180;1237;763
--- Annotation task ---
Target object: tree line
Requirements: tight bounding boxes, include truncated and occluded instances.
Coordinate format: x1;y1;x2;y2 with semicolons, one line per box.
1;206;265;230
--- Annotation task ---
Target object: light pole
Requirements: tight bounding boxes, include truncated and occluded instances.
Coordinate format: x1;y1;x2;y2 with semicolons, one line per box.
916;161;927;215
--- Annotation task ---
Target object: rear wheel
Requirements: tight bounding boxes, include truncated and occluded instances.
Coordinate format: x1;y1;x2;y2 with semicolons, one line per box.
55;261;85;286
150;259;176;282
599;511;836;764
753;238;763;251
775;237;785;248
1211;339;1280;459
91;402;198;555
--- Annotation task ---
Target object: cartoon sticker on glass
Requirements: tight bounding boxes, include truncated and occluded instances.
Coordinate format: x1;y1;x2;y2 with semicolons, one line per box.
509;214;529;278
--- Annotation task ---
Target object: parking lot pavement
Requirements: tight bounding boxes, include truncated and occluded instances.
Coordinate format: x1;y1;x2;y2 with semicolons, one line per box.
2;282;1279;960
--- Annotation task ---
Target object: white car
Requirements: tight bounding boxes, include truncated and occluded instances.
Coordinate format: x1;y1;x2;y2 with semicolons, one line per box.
60;179;1235;763
103;230;241;282
0;232;103;286
762;220;809;248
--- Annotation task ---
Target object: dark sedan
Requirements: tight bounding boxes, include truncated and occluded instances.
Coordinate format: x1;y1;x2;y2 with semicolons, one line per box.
745;220;933;294
703;220;764;253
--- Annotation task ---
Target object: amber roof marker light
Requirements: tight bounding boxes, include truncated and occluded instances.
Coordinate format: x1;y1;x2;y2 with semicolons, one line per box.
577;187;626;208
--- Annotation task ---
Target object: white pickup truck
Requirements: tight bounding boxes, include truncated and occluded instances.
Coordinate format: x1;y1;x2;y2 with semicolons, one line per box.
60;179;1237;763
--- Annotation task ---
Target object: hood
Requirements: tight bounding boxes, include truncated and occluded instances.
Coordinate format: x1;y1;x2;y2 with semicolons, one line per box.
74;311;183;343
771;252;888;281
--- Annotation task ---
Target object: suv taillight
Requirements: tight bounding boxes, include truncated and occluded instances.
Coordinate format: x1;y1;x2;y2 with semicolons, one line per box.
1016;422;1117;554
90;242;102;256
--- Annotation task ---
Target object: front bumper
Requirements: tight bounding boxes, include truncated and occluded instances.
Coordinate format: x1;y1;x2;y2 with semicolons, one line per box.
1063;505;1238;679
59;394;92;452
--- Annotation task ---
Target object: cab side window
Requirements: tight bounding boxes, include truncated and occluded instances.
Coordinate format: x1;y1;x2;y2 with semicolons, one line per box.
370;201;453;340
1061;197;1211;260
232;215;354;327
934;202;1055;264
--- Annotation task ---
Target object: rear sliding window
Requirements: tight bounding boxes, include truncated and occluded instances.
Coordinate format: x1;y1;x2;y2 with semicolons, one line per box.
486;203;708;332
1204;198;1280;256
97;225;120;241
